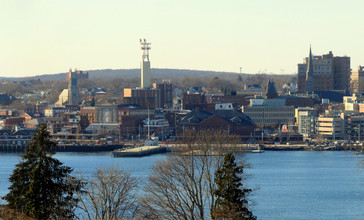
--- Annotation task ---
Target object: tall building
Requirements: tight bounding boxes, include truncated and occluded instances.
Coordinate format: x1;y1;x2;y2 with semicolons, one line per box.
66;69;89;81
297;48;350;93
153;80;173;108
140;39;151;89
350;66;364;93
123;40;174;109
295;107;316;137
67;69;79;106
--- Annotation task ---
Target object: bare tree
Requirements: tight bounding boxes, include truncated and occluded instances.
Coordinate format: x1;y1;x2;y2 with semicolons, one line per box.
138;129;242;220
77;167;139;220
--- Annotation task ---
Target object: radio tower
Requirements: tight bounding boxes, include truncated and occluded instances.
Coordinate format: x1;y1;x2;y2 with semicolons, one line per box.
140;39;152;88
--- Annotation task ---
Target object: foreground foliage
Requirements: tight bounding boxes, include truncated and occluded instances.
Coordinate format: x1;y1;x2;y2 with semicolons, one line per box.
3;124;81;219
214;153;256;219
138;129;250;219
77;167;139;219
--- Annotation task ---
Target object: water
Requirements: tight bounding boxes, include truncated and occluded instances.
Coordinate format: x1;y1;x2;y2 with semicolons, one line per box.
1;151;363;219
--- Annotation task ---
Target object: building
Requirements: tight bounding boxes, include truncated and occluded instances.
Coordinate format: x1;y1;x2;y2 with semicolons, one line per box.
316;114;346;139
67;69;79;105
350;66;364;93
118;105;152;139
154;81;173;108
124;88;159;109
0;129;36;147
242;105;295;129
297;48;351;93
44;107;69;117
242;98;295;129
43;117;65;134
95;105;118;123
66;69;89;81
1;117;25;130
79;106;96;129
140;39;151;89
277;95;317;108
295;107;316;137
0;93;13;105
55;89;68;107
20;112;44;122
346;114;364;141
178;110;255;137
123;40;174;109
342;94;364;112
204;94;250;109
183;92;206;111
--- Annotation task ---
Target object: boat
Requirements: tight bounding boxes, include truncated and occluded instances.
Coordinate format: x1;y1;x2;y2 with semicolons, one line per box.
251;144;264;153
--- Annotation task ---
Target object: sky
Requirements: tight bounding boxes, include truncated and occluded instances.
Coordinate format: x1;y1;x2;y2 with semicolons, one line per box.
0;0;364;77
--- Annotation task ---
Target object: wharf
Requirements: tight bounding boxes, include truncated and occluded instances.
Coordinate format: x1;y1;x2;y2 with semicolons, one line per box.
0;144;123;152
112;145;167;157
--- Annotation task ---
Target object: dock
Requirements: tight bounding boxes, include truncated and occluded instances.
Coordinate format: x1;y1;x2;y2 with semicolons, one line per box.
112;145;167;157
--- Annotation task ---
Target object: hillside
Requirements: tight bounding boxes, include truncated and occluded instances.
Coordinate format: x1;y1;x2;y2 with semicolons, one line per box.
9;68;248;81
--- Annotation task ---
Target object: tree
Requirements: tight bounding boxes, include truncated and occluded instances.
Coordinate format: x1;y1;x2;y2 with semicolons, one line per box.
138;129;241;219
213;153;256;220
76;167;139;220
3;124;81;219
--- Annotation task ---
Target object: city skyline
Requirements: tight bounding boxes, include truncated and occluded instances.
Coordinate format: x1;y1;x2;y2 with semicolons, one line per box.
1;0;363;77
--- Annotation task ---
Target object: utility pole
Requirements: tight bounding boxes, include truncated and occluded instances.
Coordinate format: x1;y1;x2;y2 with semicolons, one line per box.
147;108;150;140
333;120;335;141
359;122;361;142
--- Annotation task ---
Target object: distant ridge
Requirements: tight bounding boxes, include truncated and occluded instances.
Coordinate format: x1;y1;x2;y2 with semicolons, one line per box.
1;68;243;81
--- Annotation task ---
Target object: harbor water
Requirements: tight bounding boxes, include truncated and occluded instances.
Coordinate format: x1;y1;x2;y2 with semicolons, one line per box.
1;151;363;219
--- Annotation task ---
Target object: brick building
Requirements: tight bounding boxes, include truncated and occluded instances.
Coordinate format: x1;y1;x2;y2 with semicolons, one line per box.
297;48;350;93
178;110;255;138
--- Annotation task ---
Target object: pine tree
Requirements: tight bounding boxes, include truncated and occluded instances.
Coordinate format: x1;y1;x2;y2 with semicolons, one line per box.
213;153;256;220
3;124;81;219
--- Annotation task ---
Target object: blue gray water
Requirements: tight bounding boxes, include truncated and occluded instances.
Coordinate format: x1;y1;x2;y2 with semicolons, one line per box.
1;151;363;219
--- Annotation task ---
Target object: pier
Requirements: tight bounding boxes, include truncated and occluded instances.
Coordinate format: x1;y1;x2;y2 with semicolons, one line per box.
112;145;167;157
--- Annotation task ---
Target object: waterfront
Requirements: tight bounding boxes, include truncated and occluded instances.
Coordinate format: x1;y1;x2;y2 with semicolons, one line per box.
1;151;363;219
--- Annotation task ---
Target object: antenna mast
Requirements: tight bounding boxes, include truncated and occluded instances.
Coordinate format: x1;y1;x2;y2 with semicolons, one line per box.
140;39;151;62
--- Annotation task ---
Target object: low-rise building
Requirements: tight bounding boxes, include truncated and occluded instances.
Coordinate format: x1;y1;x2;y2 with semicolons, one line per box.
316;114;345;139
178;110;255;138
242;98;295;129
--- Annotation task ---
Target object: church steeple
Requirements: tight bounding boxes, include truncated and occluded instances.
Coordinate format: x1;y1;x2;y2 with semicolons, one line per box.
266;78;278;99
305;45;314;93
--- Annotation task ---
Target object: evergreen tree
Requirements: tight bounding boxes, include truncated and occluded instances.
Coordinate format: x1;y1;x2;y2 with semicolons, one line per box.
3;124;81;219
213;153;256;220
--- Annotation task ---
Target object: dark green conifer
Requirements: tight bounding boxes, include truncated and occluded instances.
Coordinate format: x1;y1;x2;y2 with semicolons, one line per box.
3;124;81;219
213;153;256;220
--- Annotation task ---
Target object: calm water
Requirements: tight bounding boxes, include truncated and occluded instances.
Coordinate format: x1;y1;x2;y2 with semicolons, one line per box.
1;151;363;219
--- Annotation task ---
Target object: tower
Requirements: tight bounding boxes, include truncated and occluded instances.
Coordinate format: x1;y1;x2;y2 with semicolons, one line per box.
68;69;79;105
266;79;278;99
305;46;314;93
140;39;151;89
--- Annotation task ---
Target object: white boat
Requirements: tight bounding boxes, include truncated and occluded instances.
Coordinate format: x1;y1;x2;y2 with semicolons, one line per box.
252;144;264;153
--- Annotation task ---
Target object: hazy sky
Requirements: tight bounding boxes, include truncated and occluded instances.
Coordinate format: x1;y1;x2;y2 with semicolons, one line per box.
1;0;363;77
